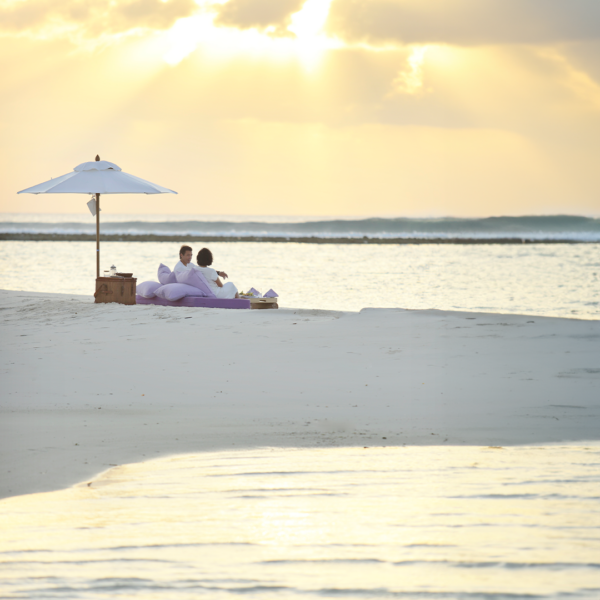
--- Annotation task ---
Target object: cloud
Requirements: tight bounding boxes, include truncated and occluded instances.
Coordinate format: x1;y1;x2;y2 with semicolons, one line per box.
559;41;600;86
117;40;598;142
1;20;599;216
0;0;198;39
325;0;600;47
213;0;305;36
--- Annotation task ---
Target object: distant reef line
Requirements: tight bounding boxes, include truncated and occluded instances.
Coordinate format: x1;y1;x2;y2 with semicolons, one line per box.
0;233;595;244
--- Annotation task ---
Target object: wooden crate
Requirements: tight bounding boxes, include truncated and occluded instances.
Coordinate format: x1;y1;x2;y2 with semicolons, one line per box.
247;296;278;309
94;277;137;305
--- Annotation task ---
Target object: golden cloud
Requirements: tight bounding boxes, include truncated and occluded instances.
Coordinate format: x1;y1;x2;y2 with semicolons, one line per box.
213;0;305;36
325;0;600;46
0;0;198;39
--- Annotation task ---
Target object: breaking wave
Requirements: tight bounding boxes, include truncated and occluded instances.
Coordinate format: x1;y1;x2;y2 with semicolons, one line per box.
1;215;599;241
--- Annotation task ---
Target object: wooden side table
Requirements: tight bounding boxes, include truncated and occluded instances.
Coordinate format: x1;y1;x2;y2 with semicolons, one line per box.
94;277;137;305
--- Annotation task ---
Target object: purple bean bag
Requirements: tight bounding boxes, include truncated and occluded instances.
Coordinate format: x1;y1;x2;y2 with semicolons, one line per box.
175;268;215;297
158;263;177;285
136;281;162;299
154;283;208;302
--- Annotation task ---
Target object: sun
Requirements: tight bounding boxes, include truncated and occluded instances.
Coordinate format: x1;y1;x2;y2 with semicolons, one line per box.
287;0;337;69
288;0;332;40
162;0;339;69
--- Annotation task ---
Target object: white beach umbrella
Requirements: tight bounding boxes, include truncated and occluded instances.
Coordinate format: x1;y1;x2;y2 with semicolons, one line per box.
18;156;177;278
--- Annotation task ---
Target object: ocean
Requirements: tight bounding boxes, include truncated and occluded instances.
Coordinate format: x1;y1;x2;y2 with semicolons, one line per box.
0;214;598;319
2;213;600;241
3;214;599;598
1;446;599;599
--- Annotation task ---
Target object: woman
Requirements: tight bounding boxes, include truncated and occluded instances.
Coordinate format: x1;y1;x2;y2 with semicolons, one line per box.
193;248;239;299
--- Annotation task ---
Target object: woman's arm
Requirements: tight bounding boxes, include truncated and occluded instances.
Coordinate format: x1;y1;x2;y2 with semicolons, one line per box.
215;277;223;288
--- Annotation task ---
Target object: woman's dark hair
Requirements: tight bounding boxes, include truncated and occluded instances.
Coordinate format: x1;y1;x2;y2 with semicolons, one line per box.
179;245;192;258
197;247;213;266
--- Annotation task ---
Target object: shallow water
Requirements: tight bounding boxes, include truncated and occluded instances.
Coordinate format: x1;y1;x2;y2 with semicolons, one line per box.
1;241;599;318
1;446;599;599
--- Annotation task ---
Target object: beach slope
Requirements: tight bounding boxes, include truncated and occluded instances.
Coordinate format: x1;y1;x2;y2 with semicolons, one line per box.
1;289;598;499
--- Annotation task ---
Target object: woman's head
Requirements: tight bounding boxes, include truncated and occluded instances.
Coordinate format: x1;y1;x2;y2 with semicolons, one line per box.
196;247;213;266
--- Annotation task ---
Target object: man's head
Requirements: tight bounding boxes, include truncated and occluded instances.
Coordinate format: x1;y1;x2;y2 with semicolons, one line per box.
179;245;193;265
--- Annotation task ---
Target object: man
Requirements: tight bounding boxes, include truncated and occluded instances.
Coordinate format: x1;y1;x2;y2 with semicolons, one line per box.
173;245;193;273
174;245;228;278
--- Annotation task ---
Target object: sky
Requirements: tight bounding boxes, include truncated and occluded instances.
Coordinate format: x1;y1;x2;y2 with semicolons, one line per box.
1;0;599;217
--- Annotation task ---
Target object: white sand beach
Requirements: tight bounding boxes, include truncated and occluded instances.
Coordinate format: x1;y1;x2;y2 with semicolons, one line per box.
1;289;599;499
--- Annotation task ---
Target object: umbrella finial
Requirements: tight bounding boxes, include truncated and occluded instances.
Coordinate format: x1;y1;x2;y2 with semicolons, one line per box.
95;155;100;161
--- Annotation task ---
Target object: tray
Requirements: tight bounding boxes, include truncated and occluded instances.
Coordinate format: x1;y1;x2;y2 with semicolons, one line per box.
245;296;278;309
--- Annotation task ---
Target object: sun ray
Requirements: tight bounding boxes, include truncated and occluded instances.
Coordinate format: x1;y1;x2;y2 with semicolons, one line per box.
390;46;429;95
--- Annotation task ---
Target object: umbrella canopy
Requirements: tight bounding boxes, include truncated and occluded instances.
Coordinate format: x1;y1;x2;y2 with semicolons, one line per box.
18;156;177;279
18;160;176;195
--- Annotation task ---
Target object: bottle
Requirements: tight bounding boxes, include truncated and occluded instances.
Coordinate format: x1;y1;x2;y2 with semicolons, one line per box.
110;265;117;277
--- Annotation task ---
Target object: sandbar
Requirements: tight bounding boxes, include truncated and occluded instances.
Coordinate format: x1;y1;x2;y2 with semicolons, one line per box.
1;289;598;499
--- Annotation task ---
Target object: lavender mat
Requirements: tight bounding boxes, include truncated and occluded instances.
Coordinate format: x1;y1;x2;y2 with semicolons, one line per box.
136;295;251;309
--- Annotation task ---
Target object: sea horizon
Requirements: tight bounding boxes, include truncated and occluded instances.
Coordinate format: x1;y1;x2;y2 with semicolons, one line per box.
2;213;600;242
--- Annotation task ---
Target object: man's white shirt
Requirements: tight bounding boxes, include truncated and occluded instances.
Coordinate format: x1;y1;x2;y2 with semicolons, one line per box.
173;260;190;273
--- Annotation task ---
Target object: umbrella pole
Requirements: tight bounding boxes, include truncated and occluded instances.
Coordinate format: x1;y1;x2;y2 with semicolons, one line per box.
96;193;100;278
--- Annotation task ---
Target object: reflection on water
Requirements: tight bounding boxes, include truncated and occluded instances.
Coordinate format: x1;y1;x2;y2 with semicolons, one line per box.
0;241;598;318
1;446;599;599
